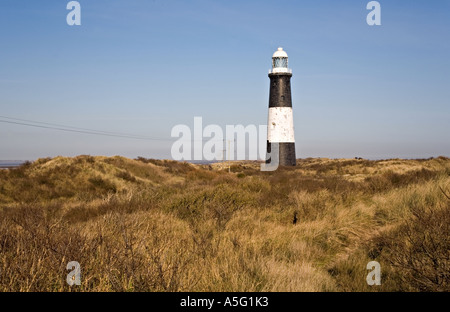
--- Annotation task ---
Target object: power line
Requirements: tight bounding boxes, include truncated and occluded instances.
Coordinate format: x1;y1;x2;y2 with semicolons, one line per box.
0;115;239;143
0;115;157;139
0;119;171;141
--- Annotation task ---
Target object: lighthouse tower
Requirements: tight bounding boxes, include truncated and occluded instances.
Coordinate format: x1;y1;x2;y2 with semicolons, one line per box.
266;47;296;166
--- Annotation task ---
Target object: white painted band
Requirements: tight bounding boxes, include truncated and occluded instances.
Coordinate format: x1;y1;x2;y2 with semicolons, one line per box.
267;107;295;143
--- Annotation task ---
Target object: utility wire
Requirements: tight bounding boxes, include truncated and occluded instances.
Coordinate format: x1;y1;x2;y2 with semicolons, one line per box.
0;118;173;141
0;115;156;139
0;115;239;142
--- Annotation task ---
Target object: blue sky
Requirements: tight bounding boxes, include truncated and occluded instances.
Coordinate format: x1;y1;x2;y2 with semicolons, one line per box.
0;0;449;160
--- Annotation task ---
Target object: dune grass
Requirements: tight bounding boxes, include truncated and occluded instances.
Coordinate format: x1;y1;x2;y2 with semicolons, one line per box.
0;155;449;291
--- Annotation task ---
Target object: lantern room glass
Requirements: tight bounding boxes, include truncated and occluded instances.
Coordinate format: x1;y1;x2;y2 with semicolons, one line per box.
273;57;288;68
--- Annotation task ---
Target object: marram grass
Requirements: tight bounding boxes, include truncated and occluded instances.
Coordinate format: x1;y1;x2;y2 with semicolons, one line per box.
0;156;449;291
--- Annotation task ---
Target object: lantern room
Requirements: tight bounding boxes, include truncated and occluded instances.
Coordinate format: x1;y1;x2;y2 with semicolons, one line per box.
270;47;292;74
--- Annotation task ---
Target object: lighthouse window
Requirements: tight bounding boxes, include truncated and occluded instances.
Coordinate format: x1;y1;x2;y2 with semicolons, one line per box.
273;57;287;68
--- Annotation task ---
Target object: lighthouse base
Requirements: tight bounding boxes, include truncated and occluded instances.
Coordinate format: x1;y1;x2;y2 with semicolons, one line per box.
266;142;296;166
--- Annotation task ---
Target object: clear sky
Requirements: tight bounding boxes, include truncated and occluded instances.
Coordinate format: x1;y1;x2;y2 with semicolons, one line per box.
0;0;449;160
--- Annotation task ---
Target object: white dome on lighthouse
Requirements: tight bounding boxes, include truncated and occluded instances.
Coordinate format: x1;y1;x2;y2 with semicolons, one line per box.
272;47;288;58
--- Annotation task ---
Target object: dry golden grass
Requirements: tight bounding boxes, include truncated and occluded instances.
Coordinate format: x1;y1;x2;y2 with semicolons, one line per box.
0;155;449;292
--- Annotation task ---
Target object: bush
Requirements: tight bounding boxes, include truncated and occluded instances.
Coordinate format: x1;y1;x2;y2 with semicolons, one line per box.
88;176;117;193
373;201;450;291
115;170;137;183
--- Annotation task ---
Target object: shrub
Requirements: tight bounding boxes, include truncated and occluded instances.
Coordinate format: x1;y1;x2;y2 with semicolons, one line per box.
88;176;117;193
115;170;137;183
373;201;450;291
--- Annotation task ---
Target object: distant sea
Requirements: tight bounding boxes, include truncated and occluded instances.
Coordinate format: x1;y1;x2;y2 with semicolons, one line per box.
0;161;27;169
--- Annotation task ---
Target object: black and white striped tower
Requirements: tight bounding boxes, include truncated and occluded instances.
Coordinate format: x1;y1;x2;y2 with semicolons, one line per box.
267;47;296;166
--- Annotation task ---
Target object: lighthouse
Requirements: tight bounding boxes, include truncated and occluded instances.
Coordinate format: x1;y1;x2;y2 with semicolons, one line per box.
266;47;296;166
